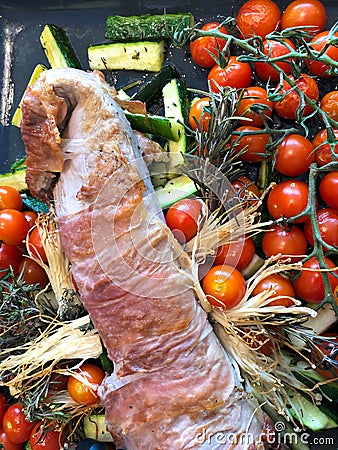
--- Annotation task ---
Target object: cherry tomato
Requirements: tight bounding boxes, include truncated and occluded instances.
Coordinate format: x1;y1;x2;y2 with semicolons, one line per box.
293;256;338;303
208;56;252;93
303;208;338;249
30;422;62;450
190;22;228;68
0;428;23;450
165;199;203;244
231;176;261;204
18;257;49;288
319;171;338;210
236;86;273;127
231;126;269;163
274;74;319;120
312;128;338;167
236;0;281;39
267;180;310;223
214;236;255;271
202;264;246;309
314;333;338;379
252;274;295;307
273;134;315;176
262;224;308;262
3;403;35;444
0;209;29;246
0;243;22;274
23;210;38;230
254;38;296;83
320;91;338;123
27;228;48;263
242;327;277;356
67;363;105;406
306;31;338;77
281;0;327;36
189;97;211;131
0;393;9;425
0;186;22;211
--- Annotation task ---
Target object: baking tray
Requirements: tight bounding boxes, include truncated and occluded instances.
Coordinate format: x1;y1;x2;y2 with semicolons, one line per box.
1;0;337;172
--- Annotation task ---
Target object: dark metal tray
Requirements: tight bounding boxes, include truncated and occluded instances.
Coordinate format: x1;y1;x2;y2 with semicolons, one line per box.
0;0;337;171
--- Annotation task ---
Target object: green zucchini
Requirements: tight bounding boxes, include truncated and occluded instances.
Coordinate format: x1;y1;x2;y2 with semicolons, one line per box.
133;63;179;107
0;167;27;191
125;112;181;141
156;175;198;209
105;13;194;43
88;41;167;72
83;414;113;442
40;24;81;69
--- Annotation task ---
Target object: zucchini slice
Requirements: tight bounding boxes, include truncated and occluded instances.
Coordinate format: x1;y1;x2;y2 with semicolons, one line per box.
88;41;167;72
40;24;81;69
156;175;198;209
0;167;27;191
83;414;113;442
125;112;181;141
105;13;194;42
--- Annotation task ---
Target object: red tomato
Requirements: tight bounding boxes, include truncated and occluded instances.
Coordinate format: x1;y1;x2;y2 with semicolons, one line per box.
23;211;38;230
319;171;338;209
27;228;48;263
165;199;203;244
18;257;49;288
281;0;327;36
242;327;276;356
273;134;315;176
208;56;252;92
262;224;308;262
274;74;319;120
0;209;29;246
67;363;105;406
0;428;23;450
267;180;310;223
202;264;246;309
214;236;255;271
0;243;22;274
0;186;22;211
30;422;62;450
293;256;338;303
303;208;338;249
236;0;281;39
254;38;296;83
189;97;211;131
236;86;273;127
306;31;338;77
3;403;35;444
231;125;269;163
231;176;261;204
314;333;338;379
0;393;9;425
252;273;295;307
312;128;338;167
190;22;228;68
320;91;338;123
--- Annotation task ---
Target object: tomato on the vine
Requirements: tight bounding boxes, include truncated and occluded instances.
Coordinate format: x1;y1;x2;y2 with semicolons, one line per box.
214;236;255;271
231;125;269;163
274;74;319;120
303;208;338;249
319;171;338;209
306;31;338;77
273;134;315;176
0;186;22;211
22;210;38;230
18;257;49;288
293;256;338;303
236;0;281;39
267;180;310;223
312;128;338;167
281;0;327;35
189;97;211;131
320;91;338;122
0;393;8;425
261;224;308;262
236;86;273;127
208;56;252;92
0;429;23;450
190;22;228;68
3;403;35;444
0;243;22;274
30;422;62;450
231;176;261;205
254;38;296;83
27;227;48;263
165;199;203;244
252;274;295;307
0;209;29;246
202;264;246;309
67;363;105;406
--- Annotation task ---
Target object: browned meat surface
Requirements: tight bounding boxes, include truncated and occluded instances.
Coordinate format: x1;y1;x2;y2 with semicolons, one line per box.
21;68;266;449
